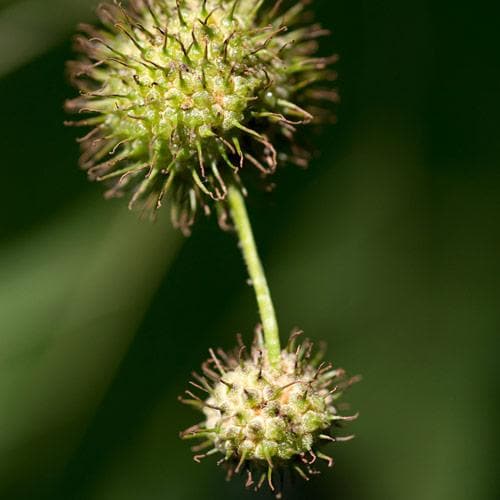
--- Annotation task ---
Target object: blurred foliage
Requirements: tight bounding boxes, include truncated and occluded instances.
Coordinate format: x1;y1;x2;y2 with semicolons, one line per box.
0;0;499;499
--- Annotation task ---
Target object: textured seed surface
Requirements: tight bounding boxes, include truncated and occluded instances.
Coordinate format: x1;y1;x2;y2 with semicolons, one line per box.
181;331;357;496
67;0;337;231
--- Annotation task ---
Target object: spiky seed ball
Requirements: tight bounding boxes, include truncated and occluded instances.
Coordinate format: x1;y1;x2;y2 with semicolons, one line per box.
181;330;358;497
66;0;338;232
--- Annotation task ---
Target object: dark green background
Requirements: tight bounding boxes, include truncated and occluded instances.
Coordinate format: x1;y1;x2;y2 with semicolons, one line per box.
1;0;499;498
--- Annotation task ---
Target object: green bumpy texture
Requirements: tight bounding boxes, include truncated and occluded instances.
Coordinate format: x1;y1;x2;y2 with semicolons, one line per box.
66;0;337;231
181;332;357;496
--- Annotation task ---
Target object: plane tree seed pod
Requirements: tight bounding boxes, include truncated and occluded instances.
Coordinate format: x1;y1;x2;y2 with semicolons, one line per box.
66;0;337;233
181;330;358;497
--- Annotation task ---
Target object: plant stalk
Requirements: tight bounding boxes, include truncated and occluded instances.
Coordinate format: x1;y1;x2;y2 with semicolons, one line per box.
227;185;281;366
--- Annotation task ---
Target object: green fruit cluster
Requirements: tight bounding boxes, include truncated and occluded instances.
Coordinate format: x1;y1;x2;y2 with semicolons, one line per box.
66;0;337;232
181;331;357;496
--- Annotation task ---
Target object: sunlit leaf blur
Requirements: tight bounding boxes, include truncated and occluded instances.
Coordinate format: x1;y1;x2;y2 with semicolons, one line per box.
1;1;498;499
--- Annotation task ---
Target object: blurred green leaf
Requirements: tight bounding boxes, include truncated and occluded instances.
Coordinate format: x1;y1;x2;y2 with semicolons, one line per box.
0;196;180;495
0;0;96;77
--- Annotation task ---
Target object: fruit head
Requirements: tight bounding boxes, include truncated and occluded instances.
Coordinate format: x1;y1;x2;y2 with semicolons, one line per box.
181;330;358;496
66;0;338;232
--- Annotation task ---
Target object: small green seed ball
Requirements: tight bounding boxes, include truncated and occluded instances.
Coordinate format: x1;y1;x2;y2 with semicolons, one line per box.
66;0;338;233
181;331;358;496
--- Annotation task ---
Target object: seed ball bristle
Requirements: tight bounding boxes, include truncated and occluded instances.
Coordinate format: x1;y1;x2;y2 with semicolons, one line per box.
181;330;358;496
66;0;338;232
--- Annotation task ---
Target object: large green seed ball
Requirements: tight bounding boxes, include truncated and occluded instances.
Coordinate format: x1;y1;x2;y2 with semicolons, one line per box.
181;331;357;496
66;0;337;232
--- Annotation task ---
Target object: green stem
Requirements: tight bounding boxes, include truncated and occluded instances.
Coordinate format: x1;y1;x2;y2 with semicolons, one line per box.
227;185;281;366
